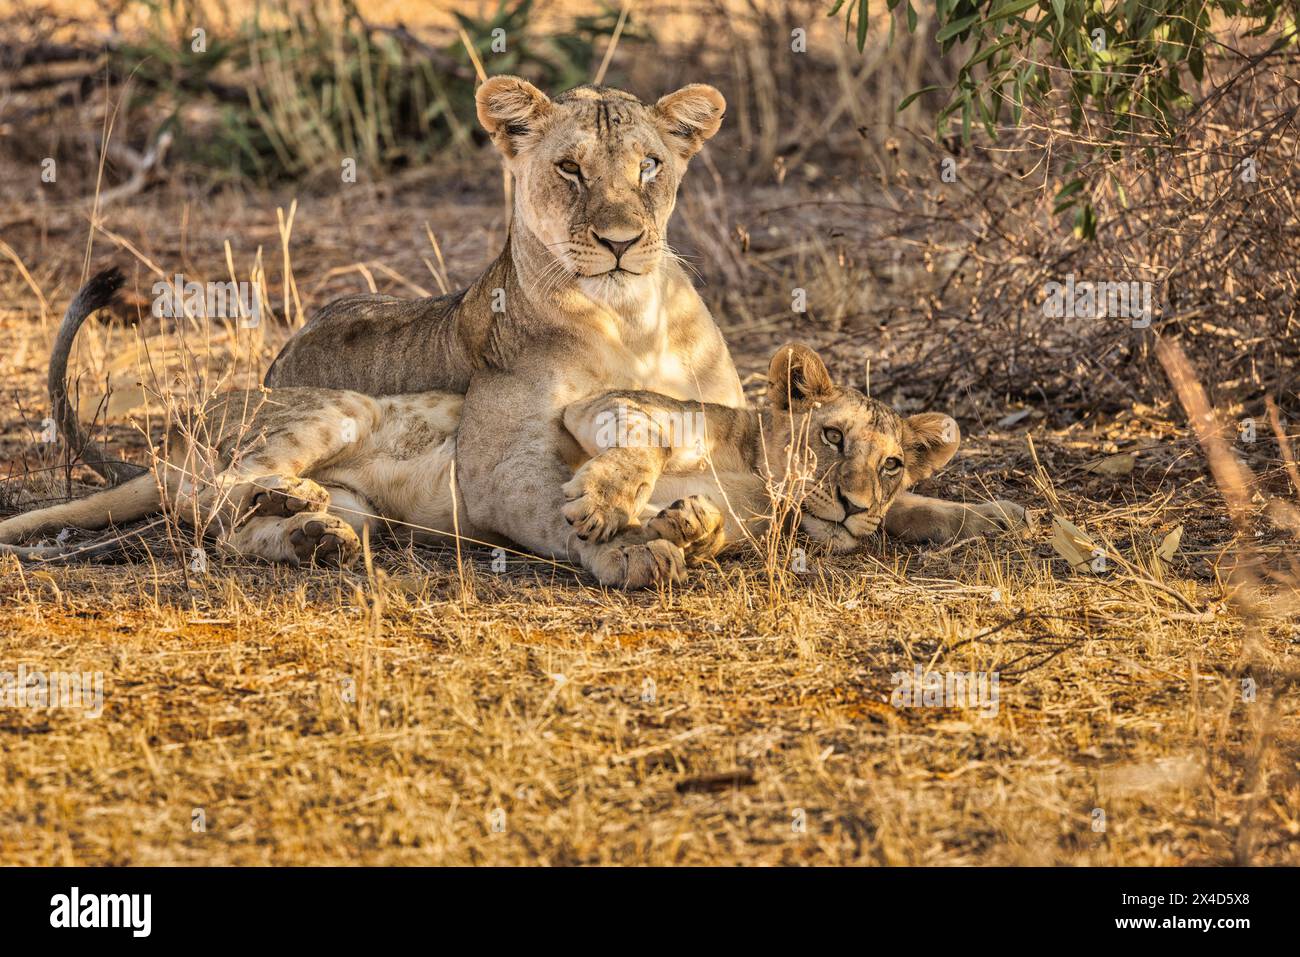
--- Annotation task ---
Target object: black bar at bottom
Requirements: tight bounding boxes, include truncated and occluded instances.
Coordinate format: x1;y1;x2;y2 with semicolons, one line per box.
0;866;1283;943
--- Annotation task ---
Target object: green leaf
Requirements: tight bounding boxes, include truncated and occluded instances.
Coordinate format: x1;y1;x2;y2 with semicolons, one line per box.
964;33;1017;69
986;0;1040;25
1054;177;1086;202
898;84;944;111
1073;201;1097;241
856;0;869;51
936;13;981;43
1051;0;1066;30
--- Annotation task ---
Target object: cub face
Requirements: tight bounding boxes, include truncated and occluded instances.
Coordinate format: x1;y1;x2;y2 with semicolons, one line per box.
475;77;725;305
764;344;961;553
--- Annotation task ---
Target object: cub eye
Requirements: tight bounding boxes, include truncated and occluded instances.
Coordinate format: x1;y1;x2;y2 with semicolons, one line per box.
882;456;904;475
822;427;844;449
557;160;582;178
640;156;660;180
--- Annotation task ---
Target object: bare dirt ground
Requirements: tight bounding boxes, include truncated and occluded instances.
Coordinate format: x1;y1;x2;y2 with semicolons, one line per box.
1;164;1296;865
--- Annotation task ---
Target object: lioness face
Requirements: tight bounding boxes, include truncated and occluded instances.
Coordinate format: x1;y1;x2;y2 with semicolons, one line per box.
764;345;962;553
476;77;725;303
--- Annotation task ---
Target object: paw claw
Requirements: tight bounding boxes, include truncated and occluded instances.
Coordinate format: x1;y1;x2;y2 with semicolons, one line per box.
589;539;687;589
285;512;360;567
560;459;655;546
645;495;726;565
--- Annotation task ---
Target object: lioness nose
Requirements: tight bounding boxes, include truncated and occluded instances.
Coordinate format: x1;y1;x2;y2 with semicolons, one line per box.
592;230;643;262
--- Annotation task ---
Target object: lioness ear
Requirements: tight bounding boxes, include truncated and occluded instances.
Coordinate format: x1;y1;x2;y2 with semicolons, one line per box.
476;75;553;158
653;84;726;159
768;343;835;411
903;413;960;483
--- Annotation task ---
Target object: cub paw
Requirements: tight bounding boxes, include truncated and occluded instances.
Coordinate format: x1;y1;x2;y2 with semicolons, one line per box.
645;496;726;564
286;512;360;567
562;466;650;544
939;499;1027;541
246;475;331;519
972;500;1027;533
587;538;686;590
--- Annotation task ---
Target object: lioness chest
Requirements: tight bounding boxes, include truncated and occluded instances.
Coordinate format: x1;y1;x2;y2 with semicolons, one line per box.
578;290;743;406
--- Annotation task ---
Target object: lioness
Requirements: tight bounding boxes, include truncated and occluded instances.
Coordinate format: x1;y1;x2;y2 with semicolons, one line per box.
4;333;1023;583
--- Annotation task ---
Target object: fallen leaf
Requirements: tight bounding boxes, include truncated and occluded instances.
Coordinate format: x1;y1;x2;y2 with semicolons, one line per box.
1101;756;1202;796
1051;515;1103;573
996;408;1033;428
1084;452;1136;476
933;719;975;733
1156;525;1184;563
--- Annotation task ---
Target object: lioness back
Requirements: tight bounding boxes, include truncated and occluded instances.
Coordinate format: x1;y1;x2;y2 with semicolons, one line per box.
263;289;478;396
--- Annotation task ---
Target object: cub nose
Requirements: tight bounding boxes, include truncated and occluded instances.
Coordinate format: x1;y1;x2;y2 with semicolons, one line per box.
592;229;643;263
838;490;871;517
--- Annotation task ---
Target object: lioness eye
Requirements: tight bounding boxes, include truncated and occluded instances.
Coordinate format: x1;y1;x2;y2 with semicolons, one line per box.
640;156;660;180
882;457;903;474
557;160;582;177
822;427;843;448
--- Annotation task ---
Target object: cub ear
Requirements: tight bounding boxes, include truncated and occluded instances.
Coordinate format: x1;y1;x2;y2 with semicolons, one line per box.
902;413;960;483
476;75;553;158
768;343;835;411
653;84;726;159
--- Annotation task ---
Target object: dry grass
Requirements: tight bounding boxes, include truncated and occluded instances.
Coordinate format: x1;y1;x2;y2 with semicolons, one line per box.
0;0;1297;866
1;535;1293;865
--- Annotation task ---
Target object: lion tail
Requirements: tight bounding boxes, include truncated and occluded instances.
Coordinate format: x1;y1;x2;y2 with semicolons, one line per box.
0;474;162;561
47;267;148;484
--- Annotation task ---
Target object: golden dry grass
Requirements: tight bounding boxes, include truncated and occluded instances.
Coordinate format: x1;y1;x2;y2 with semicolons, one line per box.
1;540;1292;866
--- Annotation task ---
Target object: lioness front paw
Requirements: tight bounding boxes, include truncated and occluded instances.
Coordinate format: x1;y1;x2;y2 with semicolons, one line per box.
562;464;651;544
285;512;360;567
587;539;687;589
645;496;726;565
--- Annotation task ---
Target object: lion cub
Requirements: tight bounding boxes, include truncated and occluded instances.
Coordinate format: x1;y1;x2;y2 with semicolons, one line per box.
559;343;1025;585
0;345;1022;587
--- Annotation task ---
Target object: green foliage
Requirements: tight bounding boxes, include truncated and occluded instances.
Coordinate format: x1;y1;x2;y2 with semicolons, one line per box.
833;1;1297;235
838;1;1295;141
